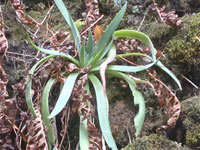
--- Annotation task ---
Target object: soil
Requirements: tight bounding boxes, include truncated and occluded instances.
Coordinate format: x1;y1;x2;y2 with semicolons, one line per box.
1;0;200;150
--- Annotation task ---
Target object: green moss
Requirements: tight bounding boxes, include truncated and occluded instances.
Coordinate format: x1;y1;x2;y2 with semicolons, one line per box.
185;122;200;147
181;97;200;148
141;22;177;48
27;9;48;21
165;13;200;65
145;22;172;40
121;134;191;150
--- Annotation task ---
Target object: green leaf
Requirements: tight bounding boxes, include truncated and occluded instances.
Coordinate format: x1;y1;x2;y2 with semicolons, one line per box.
79;83;90;150
41;78;56;146
85;30;94;57
91;2;127;57
113;29;157;61
79;41;87;67
91;61;157;72
48;73;79;118
116;52;182;90
75;20;85;29
116;52;151;59
156;61;182;90
79;116;89;150
88;74;117;150
108;71;145;137
89;38;113;68
27;35;80;66
69;20;85;41
25;55;56;117
54;0;81;51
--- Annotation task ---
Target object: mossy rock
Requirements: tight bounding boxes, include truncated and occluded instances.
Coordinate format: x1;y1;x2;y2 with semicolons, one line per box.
181;96;200;149
165;13;200;65
121;134;191;150
143;22;176;48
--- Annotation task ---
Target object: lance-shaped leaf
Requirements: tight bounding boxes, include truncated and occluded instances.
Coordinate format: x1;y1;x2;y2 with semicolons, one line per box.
115;53;182;90
85;30;94;57
91;2;127;57
27;35;80;66
80;116;89;150
25;55;56;117
48;73;79;118
108;71;145;137
79;82;90;150
91;60;157;73
156;61;182;90
113;29;157;61
54;0;81;51
89;38;113;68
88;74;117;150
79;41;89;67
100;44;116;93
41;78;56;146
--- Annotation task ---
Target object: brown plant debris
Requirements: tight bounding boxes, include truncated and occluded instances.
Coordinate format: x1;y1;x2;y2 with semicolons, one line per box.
151;2;182;28
84;0;100;26
0;17;8;57
88;121;102;150
147;69;181;130
71;74;103;149
9;0;40;27
0;15;15;148
114;38;142;54
26;106;48;150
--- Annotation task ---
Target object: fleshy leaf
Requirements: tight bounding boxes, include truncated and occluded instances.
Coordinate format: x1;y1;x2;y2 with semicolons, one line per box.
91;2;127;57
156;61;182;90
79;117;89;150
88;74;117;150
89;38;113;68
91;61;156;72
113;29;157;61
25;55;56;117
41;78;56;145
54;0;81;51
85;30;94;57
48;73;79;118
27;34;80;66
108;71;145;137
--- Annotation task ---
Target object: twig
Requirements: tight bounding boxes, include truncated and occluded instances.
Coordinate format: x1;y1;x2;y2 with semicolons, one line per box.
181;74;199;89
6;55;32;63
33;3;55;37
7;51;35;58
152;0;164;22
80;15;104;36
137;15;145;31
118;55;137;66
126;127;132;144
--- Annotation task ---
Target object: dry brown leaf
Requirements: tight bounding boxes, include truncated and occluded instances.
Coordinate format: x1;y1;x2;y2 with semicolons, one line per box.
9;0;40;27
94;25;103;42
0;17;8;57
148;69;181;130
88;121;102;150
84;0;100;26
151;2;182;28
26;106;48;150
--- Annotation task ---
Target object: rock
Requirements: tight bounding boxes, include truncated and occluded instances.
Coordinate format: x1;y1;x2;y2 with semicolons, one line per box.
165;12;200;66
121;134;191;150
181;96;200;149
